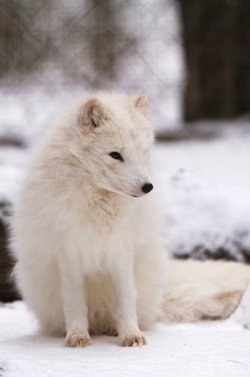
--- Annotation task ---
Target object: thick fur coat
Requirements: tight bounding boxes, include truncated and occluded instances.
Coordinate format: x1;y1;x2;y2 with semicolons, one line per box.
11;93;250;347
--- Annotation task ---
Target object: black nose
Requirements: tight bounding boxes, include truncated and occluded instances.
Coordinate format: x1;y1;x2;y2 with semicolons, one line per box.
141;183;153;194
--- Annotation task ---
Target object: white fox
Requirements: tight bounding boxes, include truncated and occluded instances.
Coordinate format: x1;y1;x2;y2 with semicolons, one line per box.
11;93;250;347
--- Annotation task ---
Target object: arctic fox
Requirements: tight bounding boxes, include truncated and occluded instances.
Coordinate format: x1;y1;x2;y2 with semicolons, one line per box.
12;93;250;347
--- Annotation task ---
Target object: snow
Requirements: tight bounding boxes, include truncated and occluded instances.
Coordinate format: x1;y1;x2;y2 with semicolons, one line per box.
154;131;250;261
0;147;26;222
233;285;250;329
0;85;85;145
0;301;250;377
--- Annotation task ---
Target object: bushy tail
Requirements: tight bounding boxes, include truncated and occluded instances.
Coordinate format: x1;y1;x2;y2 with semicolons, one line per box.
161;259;250;322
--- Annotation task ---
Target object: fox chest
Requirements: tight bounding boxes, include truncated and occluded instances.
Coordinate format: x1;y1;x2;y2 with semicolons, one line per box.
67;212;132;274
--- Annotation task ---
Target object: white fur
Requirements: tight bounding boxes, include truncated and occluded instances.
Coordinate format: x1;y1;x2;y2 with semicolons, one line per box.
11;93;250;348
164;259;250;322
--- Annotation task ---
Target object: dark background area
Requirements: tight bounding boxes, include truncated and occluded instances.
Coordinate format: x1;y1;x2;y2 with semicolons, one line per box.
178;0;250;121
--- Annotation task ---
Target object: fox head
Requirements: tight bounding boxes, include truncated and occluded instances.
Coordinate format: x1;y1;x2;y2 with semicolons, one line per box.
70;94;154;197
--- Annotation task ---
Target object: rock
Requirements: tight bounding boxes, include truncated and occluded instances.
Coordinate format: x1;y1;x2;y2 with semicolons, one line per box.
0;200;21;302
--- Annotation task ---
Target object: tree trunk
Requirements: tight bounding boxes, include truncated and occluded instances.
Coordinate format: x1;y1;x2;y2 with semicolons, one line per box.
88;0;120;87
178;0;250;121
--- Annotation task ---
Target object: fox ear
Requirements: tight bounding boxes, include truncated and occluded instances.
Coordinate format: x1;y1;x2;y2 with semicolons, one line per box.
80;98;108;130
134;96;150;117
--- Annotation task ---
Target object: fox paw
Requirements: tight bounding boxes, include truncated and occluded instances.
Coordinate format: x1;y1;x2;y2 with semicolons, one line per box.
119;331;146;347
65;331;90;348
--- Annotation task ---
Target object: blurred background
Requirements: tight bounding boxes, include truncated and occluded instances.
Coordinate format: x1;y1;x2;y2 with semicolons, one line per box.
0;0;183;139
1;0;250;134
1;0;250;301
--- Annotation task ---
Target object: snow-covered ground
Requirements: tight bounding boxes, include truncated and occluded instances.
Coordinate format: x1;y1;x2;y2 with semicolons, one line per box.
0;299;250;377
154;128;250;261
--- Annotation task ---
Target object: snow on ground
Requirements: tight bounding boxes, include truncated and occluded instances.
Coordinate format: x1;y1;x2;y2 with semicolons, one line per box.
154;130;250;261
0;301;250;377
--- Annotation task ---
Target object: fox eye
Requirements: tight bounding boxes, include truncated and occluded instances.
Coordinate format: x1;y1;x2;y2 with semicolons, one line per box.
109;151;123;161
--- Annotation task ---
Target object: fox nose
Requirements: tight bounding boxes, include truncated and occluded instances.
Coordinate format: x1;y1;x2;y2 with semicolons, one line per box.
141;183;153;194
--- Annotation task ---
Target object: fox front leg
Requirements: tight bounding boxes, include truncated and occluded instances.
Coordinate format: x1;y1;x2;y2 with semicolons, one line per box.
59;250;90;348
112;255;146;347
